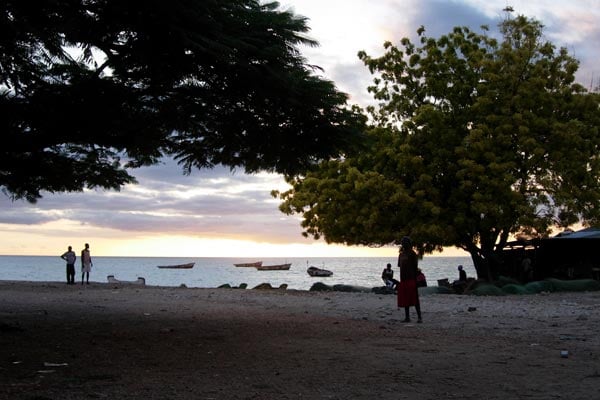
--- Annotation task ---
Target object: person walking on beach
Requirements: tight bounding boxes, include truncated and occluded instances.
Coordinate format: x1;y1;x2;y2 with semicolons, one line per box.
397;236;422;323
60;246;76;284
81;243;92;284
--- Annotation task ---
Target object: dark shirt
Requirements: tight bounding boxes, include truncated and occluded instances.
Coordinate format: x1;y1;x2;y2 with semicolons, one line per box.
459;269;467;282
398;249;418;281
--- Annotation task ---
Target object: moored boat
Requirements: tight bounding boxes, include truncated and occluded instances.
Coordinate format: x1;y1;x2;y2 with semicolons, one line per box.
234;261;263;268
157;262;195;269
256;263;291;271
307;266;333;277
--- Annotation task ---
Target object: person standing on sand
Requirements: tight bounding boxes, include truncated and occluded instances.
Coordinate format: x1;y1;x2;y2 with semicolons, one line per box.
81;243;92;284
60;246;76;284
397;236;422;323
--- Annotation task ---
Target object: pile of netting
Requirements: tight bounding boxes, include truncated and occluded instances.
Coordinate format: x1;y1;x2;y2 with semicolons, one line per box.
469;277;600;296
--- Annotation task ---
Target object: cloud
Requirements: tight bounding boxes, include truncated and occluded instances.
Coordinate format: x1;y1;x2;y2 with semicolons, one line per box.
2;1;598;256
0;161;307;244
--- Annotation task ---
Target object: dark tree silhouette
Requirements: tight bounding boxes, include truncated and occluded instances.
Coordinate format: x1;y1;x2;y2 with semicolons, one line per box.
1;0;365;202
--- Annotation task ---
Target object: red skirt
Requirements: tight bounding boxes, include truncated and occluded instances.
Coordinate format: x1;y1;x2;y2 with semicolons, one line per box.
397;279;419;307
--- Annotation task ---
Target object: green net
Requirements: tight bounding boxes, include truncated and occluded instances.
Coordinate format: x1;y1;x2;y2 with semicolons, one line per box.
501;283;533;295
545;278;600;292
524;280;555;293
469;284;506;296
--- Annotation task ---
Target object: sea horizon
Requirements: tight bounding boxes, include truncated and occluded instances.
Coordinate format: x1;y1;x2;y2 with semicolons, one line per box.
0;255;475;291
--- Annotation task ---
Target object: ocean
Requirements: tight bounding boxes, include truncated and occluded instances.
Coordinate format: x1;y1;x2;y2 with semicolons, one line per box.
0;255;475;291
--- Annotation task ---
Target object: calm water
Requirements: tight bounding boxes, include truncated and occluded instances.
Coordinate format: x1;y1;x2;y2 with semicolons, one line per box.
0;256;475;291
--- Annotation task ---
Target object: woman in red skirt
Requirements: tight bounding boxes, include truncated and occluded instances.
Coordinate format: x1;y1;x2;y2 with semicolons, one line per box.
397;236;422;323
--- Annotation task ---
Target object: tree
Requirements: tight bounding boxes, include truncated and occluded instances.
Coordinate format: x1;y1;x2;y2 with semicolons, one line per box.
275;15;600;280
0;0;365;202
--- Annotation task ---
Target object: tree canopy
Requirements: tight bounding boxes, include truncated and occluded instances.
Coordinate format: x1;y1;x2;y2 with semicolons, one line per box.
1;0;365;202
276;15;600;280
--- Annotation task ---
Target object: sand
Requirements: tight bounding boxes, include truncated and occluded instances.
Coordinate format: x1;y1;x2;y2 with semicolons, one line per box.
1;280;599;399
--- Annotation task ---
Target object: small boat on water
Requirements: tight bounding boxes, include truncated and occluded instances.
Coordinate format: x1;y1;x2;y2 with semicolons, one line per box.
307;266;333;277
234;261;263;268
256;263;292;271
157;262;195;269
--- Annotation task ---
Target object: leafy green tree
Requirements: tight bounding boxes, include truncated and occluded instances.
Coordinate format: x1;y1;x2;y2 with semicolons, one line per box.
276;15;600;280
1;0;364;202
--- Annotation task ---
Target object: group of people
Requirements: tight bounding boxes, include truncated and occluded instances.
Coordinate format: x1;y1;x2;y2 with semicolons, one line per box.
60;243;93;284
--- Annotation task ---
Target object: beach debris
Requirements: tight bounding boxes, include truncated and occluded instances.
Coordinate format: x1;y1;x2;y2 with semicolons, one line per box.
107;275;145;285
468;307;477;312
44;362;69;367
560;350;569;358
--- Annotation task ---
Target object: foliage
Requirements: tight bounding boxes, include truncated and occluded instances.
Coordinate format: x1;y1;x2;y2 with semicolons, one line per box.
0;0;365;202
275;15;600;280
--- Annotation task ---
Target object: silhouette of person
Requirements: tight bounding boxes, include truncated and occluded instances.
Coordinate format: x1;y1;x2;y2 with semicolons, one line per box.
60;246;76;284
458;265;467;282
416;268;427;287
397;236;422;323
81;243;93;284
382;263;399;289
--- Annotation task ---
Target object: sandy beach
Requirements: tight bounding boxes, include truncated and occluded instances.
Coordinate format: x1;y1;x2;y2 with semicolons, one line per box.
1;281;599;399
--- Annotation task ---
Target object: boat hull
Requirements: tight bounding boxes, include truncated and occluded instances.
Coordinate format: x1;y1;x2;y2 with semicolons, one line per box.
256;263;291;271
157;262;195;269
234;261;263;268
307;266;333;277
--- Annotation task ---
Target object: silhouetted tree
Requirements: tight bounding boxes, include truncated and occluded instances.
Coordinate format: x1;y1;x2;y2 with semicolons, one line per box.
1;0;365;202
275;15;600;280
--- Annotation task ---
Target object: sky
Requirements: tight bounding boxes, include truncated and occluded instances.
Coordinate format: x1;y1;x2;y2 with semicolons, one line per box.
1;0;599;257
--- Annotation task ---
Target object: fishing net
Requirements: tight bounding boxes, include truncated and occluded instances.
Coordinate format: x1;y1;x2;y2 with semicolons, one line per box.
524;280;555;293
501;283;533;295
418;286;453;295
545;278;600;292
469;284;506;296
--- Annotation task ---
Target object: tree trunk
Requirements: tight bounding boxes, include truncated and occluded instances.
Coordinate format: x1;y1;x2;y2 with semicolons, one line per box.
464;242;502;281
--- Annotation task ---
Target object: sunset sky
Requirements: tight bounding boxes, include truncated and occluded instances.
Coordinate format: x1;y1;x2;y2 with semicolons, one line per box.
1;0;598;257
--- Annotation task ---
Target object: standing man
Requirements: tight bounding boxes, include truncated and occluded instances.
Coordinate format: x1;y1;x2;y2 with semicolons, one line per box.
60;246;76;284
81;243;93;284
397;236;422;323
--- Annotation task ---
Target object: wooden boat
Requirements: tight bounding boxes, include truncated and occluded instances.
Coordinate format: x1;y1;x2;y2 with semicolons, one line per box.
307;266;333;277
256;263;291;271
233;261;263;268
156;262;195;269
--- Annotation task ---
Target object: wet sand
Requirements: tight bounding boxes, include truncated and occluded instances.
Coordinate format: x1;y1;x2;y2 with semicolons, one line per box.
1;280;599;399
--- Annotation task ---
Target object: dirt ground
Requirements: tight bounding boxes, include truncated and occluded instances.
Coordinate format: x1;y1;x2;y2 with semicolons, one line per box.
1;281;599;399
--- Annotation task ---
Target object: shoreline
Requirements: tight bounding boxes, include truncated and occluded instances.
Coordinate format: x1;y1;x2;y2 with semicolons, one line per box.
1;280;599;399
